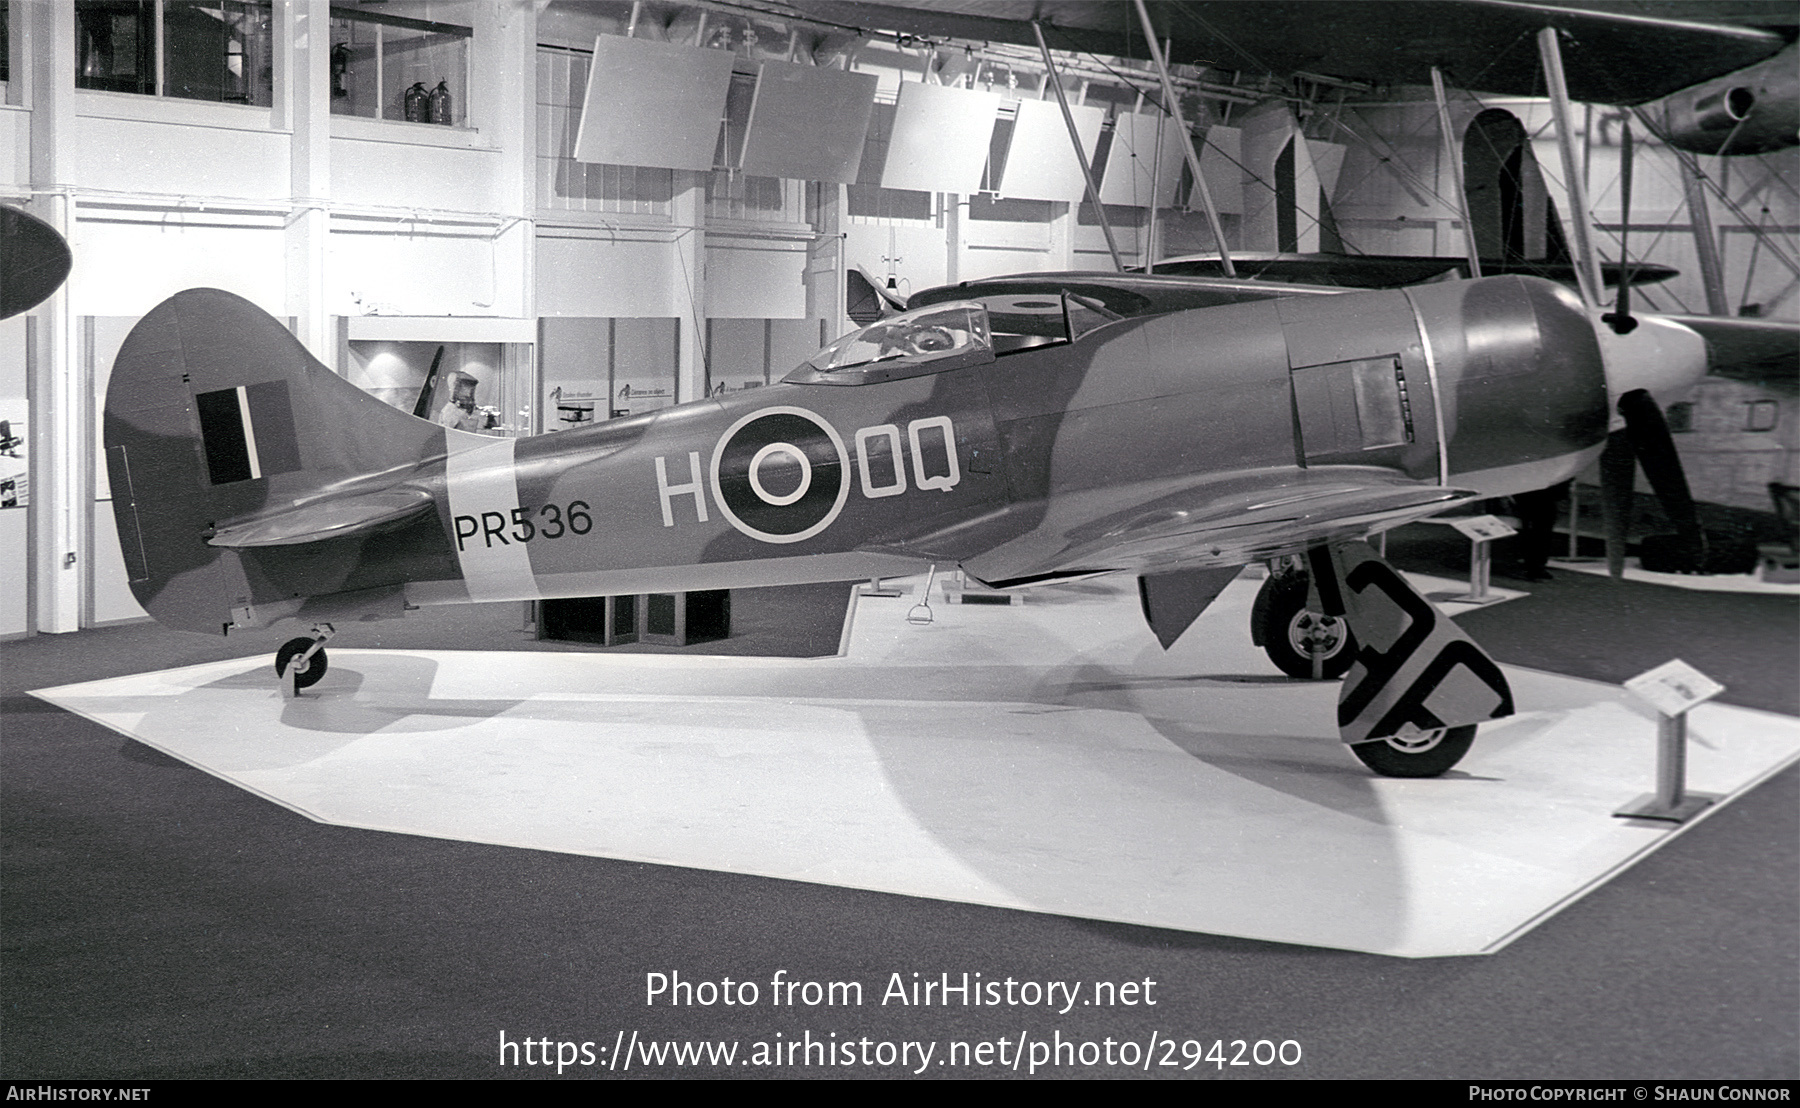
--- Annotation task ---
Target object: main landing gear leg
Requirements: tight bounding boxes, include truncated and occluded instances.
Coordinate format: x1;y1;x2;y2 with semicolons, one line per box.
1253;560;1356;680
1295;541;1514;778
276;623;335;696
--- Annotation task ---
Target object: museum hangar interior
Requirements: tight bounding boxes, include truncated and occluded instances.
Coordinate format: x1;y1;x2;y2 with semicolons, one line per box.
0;0;1795;1080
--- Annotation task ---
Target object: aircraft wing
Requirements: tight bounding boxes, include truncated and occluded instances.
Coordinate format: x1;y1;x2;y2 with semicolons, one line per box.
1145;252;1679;290
790;1;1792;104
869;466;1479;585
908;270;1345;318
1658;314;1799;383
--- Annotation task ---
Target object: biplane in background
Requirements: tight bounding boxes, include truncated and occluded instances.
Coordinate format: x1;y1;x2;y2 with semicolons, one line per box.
790;0;1798;156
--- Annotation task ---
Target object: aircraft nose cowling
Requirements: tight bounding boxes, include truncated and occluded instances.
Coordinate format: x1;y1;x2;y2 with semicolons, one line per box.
1595;313;1709;422
1404;275;1613;489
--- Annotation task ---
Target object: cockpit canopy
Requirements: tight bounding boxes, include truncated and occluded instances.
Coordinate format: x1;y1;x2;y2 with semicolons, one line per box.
784;290;1128;386
796;301;992;382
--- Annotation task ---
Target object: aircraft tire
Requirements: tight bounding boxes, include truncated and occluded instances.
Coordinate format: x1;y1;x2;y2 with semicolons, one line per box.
1349;725;1477;778
1257;573;1356;680
275;637;329;689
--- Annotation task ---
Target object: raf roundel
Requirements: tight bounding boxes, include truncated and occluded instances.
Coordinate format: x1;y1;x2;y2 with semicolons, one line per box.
710;406;850;544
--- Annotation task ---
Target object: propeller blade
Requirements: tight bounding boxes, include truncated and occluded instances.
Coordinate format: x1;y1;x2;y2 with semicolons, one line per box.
0;204;73;320
1618;387;1707;573
1599;427;1637;578
1602;122;1637;335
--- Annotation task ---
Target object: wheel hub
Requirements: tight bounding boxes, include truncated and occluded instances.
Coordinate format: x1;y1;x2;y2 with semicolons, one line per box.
1287;611;1347;660
1383;728;1445;753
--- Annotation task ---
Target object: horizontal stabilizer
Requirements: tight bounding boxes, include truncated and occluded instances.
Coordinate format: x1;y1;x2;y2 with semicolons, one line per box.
207;487;434;548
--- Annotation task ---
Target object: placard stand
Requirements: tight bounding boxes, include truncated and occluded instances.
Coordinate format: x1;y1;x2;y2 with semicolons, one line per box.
1614;660;1725;823
1425;515;1517;604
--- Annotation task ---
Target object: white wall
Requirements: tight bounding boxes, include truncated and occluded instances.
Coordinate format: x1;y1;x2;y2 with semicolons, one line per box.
331;137;507;213
72;218;287;317
328;225;507;317
77;112;289;199
843;222;948;300
536;233;679;317
85;316;149;626
706;237;807;318
0;107;29;187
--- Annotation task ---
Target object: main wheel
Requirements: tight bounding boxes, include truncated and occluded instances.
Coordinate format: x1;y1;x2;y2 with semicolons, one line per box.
1257;573;1356;680
1349;725;1476;778
274;637;329;689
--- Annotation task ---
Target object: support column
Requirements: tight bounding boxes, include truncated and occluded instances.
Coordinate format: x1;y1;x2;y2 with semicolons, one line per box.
1048;201;1076;271
28;1;80;633
673;171;706;403
806;183;845;344
489;0;535;322
285;0;333;365
1033;20;1121;272
942;193;960;286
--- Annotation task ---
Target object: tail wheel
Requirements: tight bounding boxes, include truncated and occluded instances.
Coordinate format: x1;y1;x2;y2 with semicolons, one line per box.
1257;573;1356;680
1349;725;1477;778
275;637;329;689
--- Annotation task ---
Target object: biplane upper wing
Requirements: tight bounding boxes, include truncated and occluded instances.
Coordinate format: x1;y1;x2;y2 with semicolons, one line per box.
791;0;1793;105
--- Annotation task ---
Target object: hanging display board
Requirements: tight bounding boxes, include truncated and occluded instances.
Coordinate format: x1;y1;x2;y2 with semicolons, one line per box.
1198;125;1245;215
1098;111;1185;208
880;82;1002;195
741;62;878;183
1240;103;1323;253
998;98;1103;203
1310;137;1348;212
573;36;736;172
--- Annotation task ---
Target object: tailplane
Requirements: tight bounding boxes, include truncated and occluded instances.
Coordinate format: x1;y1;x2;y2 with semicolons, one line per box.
104;289;458;632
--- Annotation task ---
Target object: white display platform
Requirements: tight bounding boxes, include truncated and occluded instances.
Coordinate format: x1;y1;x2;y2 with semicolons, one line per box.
1550;558;1800;596
32;573;1800;958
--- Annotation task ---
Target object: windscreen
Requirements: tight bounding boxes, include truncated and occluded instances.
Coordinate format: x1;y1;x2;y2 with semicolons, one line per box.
807;302;991;373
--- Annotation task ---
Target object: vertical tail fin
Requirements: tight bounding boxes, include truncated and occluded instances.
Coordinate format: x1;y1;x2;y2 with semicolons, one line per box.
104;288;455;632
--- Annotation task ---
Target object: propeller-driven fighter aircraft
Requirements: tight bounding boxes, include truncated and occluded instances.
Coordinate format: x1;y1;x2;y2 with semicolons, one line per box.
104;269;1708;778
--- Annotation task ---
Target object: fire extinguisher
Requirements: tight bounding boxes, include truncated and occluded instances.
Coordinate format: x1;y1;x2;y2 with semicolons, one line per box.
428;81;453;125
403;81;428;122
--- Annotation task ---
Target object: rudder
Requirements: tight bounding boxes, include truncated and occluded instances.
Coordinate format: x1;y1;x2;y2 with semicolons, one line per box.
104;288;453;632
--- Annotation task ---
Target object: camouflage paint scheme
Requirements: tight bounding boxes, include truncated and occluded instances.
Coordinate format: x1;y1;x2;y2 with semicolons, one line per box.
102;273;1706;762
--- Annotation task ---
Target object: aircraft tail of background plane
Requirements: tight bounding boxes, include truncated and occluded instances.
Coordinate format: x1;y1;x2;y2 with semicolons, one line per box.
104;288;459;634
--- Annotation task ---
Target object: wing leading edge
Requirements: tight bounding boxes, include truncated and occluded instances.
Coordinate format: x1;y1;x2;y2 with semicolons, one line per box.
869;467;1480;587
